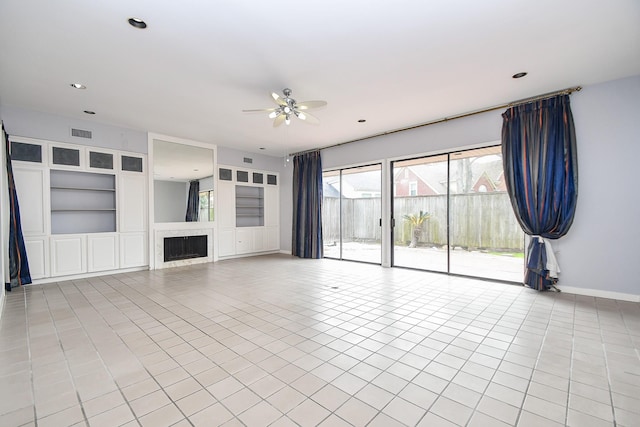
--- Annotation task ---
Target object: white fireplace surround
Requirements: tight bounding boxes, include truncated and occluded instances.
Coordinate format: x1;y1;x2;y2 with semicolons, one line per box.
154;223;214;269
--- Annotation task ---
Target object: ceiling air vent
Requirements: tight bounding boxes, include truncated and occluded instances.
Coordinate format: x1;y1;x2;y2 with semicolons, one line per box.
71;128;92;139
243;157;253;164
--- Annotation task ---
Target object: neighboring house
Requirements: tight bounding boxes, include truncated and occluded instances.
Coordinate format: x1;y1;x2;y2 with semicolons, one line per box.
324;170;381;198
393;157;507;196
323;180;341;198
393;167;441;196
472;171;498;192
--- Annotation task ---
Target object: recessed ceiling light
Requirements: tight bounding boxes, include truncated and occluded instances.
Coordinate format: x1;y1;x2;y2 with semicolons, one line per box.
259;147;266;150
70;83;86;89
512;72;528;79
83;110;95;115
358;119;366;123
193;169;199;172
128;17;147;29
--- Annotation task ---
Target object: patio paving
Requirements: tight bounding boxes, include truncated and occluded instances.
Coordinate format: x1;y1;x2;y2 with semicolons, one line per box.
324;242;524;282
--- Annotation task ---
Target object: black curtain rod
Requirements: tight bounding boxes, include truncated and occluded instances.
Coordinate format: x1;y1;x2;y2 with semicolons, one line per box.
288;85;582;157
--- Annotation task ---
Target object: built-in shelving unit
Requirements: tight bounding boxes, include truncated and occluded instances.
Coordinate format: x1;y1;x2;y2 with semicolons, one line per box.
217;164;279;258
9;136;148;280
236;185;264;227
50;170;116;234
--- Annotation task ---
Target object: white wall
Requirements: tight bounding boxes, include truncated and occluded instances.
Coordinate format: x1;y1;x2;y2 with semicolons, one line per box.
315;75;640;299
153;180;188;222
558;76;639;298
217;146;284;171
1;105;147;153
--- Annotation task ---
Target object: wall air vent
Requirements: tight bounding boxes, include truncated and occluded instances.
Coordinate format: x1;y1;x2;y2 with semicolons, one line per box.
243;157;253;164
71;128;92;139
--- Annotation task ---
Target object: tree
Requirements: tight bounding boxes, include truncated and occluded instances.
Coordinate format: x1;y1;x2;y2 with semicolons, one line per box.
403;210;431;248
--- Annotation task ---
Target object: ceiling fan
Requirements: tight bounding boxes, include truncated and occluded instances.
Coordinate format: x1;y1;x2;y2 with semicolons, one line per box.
243;88;327;127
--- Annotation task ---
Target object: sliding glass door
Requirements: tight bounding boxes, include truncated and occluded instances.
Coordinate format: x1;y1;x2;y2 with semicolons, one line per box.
322;164;382;264
392;146;524;282
448;147;524;280
392;155;448;272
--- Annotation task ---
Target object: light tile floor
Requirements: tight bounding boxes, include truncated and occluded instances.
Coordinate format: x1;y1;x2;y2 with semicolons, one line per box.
1;254;639;427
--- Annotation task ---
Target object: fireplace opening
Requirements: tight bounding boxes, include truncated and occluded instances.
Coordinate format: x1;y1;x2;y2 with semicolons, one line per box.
164;235;207;262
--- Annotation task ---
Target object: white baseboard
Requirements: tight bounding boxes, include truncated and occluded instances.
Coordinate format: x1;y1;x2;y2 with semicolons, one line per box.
560;286;640;302
279;250;292;255
30;266;148;285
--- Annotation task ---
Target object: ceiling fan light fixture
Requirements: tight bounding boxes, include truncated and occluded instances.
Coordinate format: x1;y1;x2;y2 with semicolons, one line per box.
244;88;326;126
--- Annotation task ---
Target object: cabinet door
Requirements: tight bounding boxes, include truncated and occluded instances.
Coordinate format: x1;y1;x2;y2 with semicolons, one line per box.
120;232;147;268
119;173;147;232
51;235;86;276
88;234;118;272
217;181;235;228
218;227;236;257
235;228;253;254
264;186;279;227
25;238;48;279
87;150;116;172
13;167;47;235
265;227;280;251
253;228;265;252
50;144;84;169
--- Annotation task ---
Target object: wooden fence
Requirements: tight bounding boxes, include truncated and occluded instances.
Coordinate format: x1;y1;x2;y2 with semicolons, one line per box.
322;193;524;251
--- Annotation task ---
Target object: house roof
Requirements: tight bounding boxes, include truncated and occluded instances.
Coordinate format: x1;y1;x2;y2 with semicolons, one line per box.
394;156;506;194
0;1;638;155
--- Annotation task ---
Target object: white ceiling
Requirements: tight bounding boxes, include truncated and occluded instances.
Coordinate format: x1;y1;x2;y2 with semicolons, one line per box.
1;1;639;157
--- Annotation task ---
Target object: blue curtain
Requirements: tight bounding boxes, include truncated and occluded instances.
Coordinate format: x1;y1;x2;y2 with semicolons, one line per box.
502;95;578;291
3;127;32;290
185;180;199;222
292;151;323;258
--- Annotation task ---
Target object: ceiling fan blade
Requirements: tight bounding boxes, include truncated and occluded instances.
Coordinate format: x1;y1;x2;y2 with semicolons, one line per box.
242;108;277;113
273;114;286;127
296;110;320;125
271;92;287;106
296;100;327;110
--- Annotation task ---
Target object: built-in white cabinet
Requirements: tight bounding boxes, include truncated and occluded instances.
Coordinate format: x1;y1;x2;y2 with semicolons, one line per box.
119;171;148;267
217;165;279;258
24;238;48;280
51;235;86;276
235;228;254;254
265;227;280;251
12;167;47;235
9;136;148;281
120;232;148;268
119;173;147;232
87;234;119;272
218;228;236;257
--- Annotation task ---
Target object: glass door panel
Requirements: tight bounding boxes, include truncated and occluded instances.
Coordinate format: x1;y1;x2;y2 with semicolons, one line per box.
392;155;448;272
322;170;341;259
322;164;382;264
449;146;524;281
